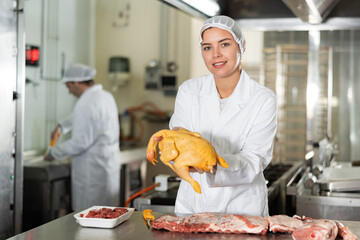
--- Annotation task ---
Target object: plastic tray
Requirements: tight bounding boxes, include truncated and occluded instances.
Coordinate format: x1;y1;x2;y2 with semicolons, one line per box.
74;206;134;228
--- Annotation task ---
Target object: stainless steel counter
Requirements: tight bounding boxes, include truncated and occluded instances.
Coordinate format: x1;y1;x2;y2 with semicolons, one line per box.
8;211;360;240
119;147;146;165
22;147;148;229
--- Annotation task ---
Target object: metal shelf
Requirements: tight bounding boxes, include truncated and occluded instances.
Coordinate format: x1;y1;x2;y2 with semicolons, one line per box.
263;44;331;163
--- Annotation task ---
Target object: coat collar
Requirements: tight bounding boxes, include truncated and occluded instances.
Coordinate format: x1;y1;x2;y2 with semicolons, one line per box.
228;70;250;109
80;84;103;98
199;75;220;126
199;70;251;129
199;70;251;108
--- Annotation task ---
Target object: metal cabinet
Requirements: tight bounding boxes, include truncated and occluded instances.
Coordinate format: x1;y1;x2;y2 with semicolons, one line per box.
22;158;71;231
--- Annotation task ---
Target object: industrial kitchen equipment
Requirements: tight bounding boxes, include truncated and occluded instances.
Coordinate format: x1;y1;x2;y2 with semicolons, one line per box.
119;148;147;207
287;146;360;221
22;156;71;231
295;166;360;221
134;163;303;215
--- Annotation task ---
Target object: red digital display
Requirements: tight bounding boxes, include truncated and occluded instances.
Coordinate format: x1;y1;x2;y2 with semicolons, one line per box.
26;45;40;66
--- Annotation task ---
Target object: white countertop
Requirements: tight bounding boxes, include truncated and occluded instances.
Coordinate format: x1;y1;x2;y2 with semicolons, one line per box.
24;146;147;166
119;146;147;165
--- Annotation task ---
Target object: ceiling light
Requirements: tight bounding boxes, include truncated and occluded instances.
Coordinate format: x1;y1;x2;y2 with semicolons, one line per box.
181;0;220;17
159;0;220;19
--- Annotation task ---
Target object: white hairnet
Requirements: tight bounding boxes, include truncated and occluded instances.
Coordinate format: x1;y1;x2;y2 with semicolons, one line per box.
62;63;96;83
199;15;246;58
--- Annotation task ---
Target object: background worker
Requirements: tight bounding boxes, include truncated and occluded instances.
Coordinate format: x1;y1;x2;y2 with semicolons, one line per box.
44;63;121;211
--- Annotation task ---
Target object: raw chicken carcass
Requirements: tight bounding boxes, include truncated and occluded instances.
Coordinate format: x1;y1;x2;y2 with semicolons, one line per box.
146;129;229;193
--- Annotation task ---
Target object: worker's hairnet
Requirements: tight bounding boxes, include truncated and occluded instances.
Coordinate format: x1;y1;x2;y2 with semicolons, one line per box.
199;15;246;58
62;63;96;83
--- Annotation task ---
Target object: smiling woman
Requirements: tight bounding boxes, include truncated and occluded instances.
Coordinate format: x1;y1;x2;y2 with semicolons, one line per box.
147;15;278;217
199;16;246;98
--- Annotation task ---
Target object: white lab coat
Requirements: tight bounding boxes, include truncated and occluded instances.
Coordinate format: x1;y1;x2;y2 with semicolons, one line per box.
169;71;277;216
51;84;120;211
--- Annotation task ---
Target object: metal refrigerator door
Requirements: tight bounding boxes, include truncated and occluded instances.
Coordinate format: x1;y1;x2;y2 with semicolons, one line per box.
0;0;17;238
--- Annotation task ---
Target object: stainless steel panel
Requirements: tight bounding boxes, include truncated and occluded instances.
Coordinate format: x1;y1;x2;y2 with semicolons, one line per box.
286;166;306;196
319;166;360;180
237;17;360;31
306;30;321;144
161;0;360;31
134;198;151;211
320;180;360;192
282;0;340;24
296;164;360;220
297;194;360;221
120;157;146;207
135;203;175;213
322;191;360;198
14;0;25;235
0;0;19;238
326;47;333;139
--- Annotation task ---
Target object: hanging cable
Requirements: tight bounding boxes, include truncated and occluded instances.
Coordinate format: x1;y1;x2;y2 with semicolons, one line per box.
124;183;160;208
119;101;168;143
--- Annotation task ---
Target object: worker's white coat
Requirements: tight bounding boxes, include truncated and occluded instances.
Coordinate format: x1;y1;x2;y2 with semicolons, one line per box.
51;84;120;211
170;71;277;216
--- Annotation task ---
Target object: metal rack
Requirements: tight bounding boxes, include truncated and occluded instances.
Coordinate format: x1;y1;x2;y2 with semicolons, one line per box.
262;44;332;163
